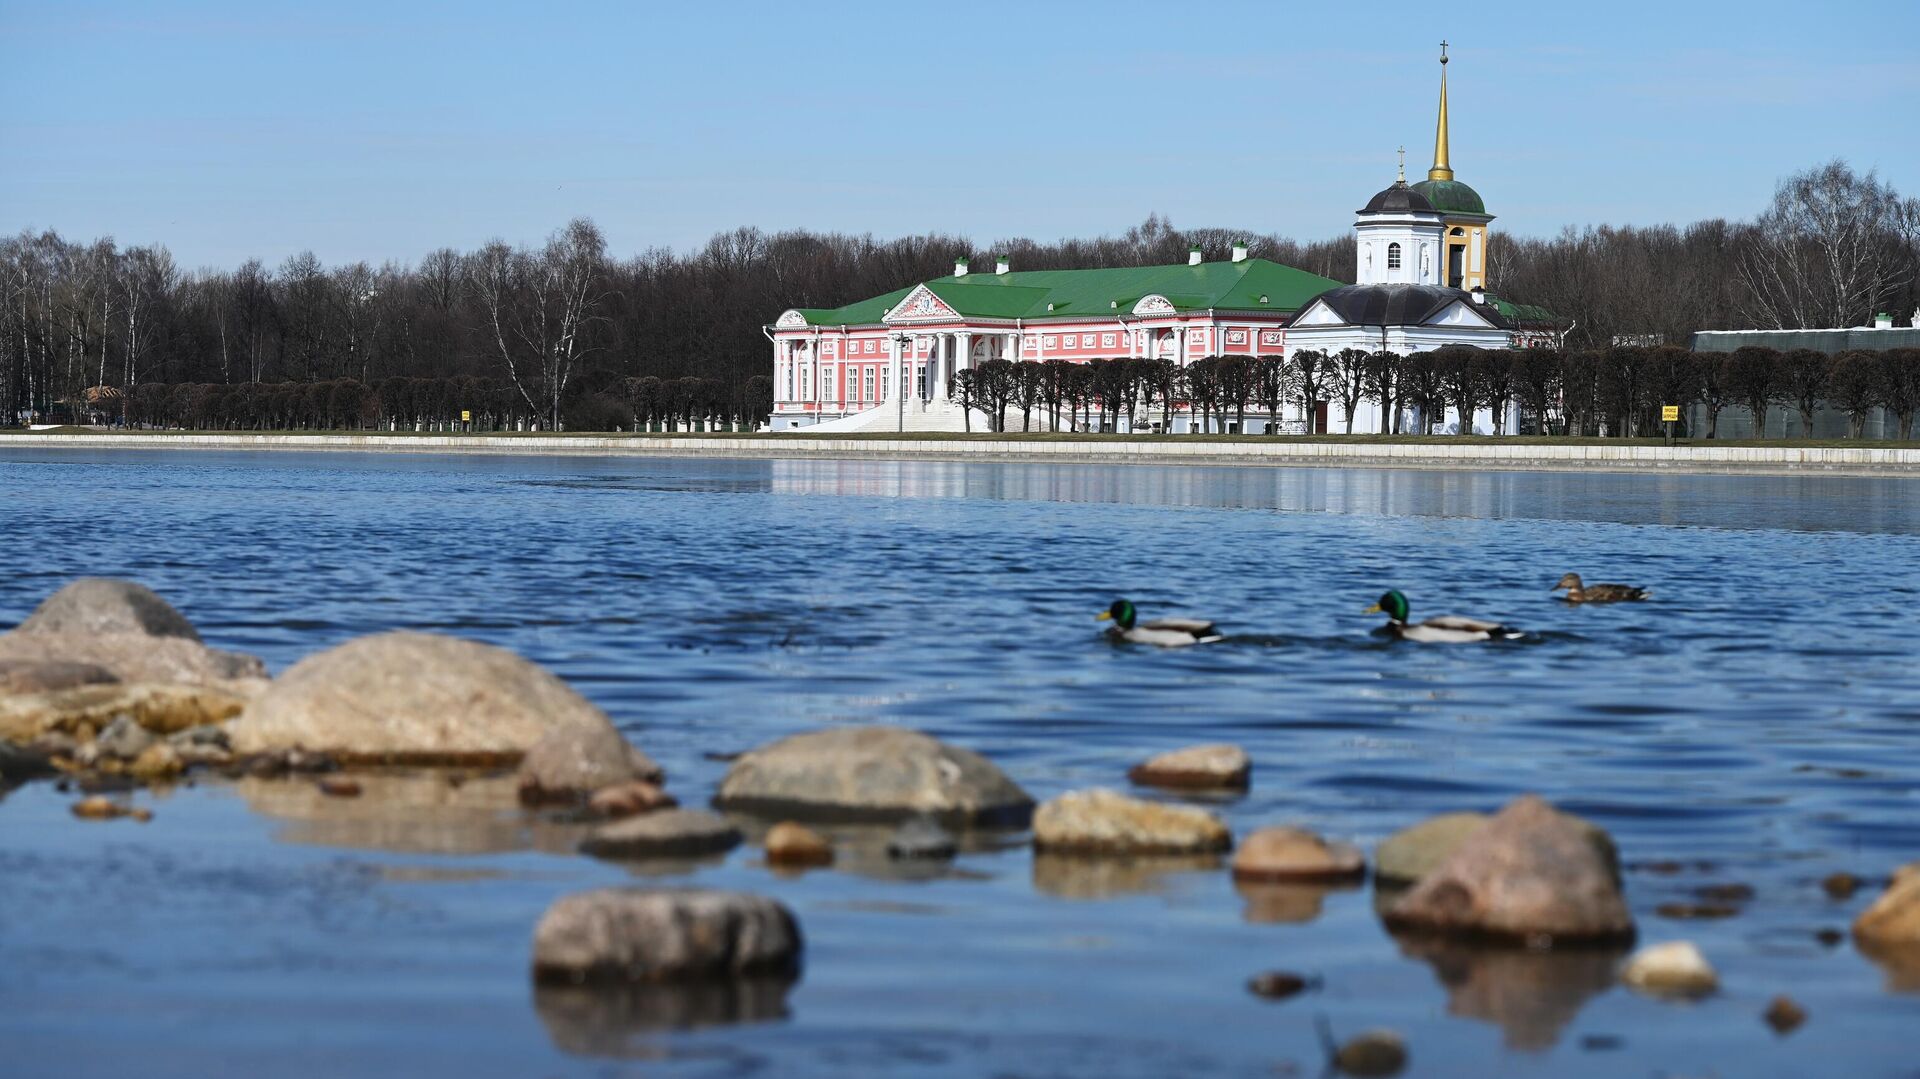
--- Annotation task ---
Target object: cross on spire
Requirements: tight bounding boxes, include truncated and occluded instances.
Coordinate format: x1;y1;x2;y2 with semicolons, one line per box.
1397;146;1406;181
1440;39;1449;64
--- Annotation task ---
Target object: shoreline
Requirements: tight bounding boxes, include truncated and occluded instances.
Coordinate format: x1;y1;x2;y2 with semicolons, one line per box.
5;430;1920;477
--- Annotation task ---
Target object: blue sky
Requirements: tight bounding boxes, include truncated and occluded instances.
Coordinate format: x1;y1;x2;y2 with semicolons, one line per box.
4;0;1916;269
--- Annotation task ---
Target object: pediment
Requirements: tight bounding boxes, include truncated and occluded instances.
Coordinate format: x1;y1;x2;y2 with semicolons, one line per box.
1132;294;1176;316
774;309;808;330
884;285;960;323
1290;299;1347;327
1428;300;1497;328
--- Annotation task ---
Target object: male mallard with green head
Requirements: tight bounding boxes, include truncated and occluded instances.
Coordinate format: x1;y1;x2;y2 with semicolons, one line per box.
1552;572;1650;604
1097;598;1222;647
1364;589;1522;643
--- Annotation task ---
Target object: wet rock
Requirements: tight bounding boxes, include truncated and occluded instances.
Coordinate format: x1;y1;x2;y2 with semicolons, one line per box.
1232;826;1365;883
71;796;150;822
714;725;1032;827
530;888;801;984
317;776;363;798
1620;941;1717;996
0;659;118;695
168;724;230;749
1654;902;1739;921
1814;927;1845;948
0;631;264;685
15;578;202;640
1246;970;1312;1000
764;821;833;868
97;715;158;760
1031;789;1230;855
1763;995;1807;1035
1374;812;1488;886
1127;743;1250;790
0;739;58;780
1822;872;1861;899
1333;1029;1407;1077
1383;795;1632;945
1852;863;1920;946
581;809;742;860
127;743;183;781
587;781;676;819
229;631;619;764
1693;882;1754;903
885;816;957;860
517;724;664;806
0;681;253;743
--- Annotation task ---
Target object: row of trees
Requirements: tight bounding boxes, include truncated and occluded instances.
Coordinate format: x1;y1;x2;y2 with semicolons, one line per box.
4;161;1914;430
944;346;1920;440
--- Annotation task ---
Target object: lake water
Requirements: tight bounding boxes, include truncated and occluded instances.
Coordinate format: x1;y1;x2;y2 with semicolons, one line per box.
2;448;1918;1078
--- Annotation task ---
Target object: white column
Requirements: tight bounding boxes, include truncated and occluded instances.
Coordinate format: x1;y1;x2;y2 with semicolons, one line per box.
1177;327;1189;366
888;334;903;430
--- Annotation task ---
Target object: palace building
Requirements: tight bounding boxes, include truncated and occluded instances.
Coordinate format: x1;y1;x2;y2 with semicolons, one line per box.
767;47;1562;434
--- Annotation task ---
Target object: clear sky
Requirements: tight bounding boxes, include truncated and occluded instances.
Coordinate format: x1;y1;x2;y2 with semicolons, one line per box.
4;0;1916;270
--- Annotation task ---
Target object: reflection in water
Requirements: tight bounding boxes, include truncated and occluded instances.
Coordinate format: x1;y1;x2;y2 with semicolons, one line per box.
1237;878;1359;924
237;772;595;855
1031;853;1222;900
1394;935;1624;1051
534;975;797;1057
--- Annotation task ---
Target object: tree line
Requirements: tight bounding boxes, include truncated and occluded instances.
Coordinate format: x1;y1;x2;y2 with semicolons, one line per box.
3;160;1913;430
948;345;1920;440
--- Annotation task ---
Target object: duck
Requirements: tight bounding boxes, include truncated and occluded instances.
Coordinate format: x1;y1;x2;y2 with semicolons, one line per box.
1097;598;1222;647
1363;589;1523;643
1552;572;1650;604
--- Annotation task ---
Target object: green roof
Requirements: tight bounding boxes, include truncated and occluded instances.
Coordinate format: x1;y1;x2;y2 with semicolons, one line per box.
788;258;1344;327
1410;178;1487;217
1491;295;1561;326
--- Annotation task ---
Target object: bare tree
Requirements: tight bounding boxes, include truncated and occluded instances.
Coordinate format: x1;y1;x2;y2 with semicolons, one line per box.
470;218;611;429
1740;161;1918;329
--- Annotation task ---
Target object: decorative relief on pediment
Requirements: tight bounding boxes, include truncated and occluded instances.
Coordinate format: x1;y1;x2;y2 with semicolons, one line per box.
885;285;959;323
775;309;808;329
1132;295;1176;316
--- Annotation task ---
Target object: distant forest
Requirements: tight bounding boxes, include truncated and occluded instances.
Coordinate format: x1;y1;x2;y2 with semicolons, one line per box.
2;160;1914;430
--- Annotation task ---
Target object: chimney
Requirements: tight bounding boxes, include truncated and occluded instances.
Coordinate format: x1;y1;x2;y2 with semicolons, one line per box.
1188;245;1203;266
995;255;1010;275
1470;285;1486;305
1874;311;1893;329
1231;241;1249;263
954;257;969;278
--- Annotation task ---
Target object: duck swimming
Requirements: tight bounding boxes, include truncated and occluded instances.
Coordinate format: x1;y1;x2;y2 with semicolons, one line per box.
1363;589;1523;643
1552;572;1650;603
1097;598;1222;647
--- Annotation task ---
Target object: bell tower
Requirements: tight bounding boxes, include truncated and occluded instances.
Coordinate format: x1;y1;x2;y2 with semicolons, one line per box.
1411;42;1495;292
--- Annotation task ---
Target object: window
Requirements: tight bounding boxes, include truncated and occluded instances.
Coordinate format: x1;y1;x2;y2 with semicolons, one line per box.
864;368;875;400
1101;333;1116;348
1387;242;1402;270
881;368;890;398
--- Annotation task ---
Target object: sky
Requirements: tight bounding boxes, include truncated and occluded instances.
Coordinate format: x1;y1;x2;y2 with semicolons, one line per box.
4;0;1917;271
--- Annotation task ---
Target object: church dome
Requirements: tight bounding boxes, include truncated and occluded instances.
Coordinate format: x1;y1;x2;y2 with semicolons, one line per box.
1410;178;1486;216
1360;180;1435;214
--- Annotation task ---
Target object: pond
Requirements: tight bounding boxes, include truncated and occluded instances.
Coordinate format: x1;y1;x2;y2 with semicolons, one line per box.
2;448;1917;1077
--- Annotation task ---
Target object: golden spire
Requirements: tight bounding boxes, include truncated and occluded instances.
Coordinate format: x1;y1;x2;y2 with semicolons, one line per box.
1429;40;1454;182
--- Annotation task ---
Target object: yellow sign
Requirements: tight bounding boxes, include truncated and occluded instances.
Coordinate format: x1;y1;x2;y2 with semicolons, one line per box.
461;410;471;422
1661;405;1680;422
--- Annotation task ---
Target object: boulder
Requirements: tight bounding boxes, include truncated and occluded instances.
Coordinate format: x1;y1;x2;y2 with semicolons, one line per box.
15;578;202;640
1333;1030;1408;1077
1763;995;1807;1035
587;781;676;819
0;681;254;743
580;809;742;860
764;822;833;868
1232;826;1366;883
1031;789;1231;856
517;724;663;805
1852;863;1920;946
96;715;158;760
1620;941;1717;996
885;816;958;860
0;632;264;685
0;659;118;696
127;743;184;781
1374;812;1489;886
228;631;620;764
1127;743;1250;790
714;726;1032;827
0;740;58;780
1383;795;1633;945
531;888;801;984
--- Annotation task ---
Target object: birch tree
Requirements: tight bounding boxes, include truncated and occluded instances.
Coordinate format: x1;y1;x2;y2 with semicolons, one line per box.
1739;161;1918;329
470;218;610;430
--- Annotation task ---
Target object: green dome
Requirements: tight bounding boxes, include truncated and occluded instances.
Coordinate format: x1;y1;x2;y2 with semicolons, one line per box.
1410;178;1486;216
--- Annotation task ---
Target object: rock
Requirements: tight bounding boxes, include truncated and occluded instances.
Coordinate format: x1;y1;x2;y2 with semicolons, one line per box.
0;631;264;685
0;681;254;743
0;659;118;695
1822;872;1861;899
15;578;203;640
517;724;663;806
1693;882;1754;903
1232;826;1365;883
1333;1029;1408;1077
1246;971;1312;1000
1127;743;1250;790
587;781;676;819
0;739;58;780
96;715;158;760
1374;812;1488;886
764;821;833;868
714;725;1032;827
71;796;149;822
228;631;621;764
531;888;801;984
317;776;363;798
168;724;230;749
1763;995;1807;1035
1814;927;1845;948
1654;902;1738;921
1383;795;1632;945
1031;789;1231;855
1852;863;1920;946
1620;941;1717;996
127;743;183;781
580;809;742;860
886;816;958;860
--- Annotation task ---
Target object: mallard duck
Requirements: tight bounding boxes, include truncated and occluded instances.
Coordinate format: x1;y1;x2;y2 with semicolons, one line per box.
1363;589;1522;643
1552;572;1650;604
1097;598;1222;647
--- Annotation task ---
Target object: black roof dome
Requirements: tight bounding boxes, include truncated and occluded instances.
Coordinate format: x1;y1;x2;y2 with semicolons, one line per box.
1360;180;1435;215
1301;283;1512;330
